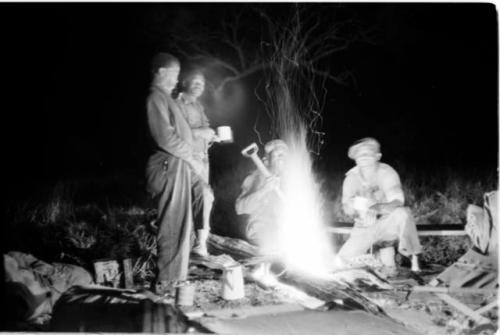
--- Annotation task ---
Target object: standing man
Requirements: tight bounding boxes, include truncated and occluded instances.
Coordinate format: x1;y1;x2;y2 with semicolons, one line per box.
177;70;218;256
145;53;208;295
336;137;422;272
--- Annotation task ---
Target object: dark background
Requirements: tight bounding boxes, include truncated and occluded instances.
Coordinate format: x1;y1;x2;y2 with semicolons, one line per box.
1;3;497;199
0;4;497;326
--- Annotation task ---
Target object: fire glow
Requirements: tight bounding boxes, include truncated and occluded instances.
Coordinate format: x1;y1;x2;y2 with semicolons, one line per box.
274;129;334;278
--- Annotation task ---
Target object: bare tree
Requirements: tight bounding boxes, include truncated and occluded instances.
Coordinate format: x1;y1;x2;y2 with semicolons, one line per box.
146;4;375;153
150;5;370;86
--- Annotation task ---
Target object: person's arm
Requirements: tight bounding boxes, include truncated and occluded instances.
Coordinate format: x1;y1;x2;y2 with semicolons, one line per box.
147;92;196;165
191;104;217;142
192;128;216;141
369;166;405;215
341;175;358;218
235;173;278;215
199;104;210;128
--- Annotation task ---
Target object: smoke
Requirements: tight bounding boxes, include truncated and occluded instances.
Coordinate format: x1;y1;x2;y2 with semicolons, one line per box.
193;60;249;127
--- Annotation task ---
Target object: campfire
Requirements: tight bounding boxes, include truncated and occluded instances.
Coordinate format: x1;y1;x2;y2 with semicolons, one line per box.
275;131;334;278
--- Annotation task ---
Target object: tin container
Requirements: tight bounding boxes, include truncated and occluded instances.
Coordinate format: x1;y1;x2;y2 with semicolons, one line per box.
175;282;195;306
221;264;245;300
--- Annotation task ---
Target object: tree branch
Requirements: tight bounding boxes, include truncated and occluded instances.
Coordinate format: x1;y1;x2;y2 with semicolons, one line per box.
214;62;273;92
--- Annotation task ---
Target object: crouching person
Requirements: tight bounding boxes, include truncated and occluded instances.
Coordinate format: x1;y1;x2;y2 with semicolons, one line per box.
336;138;422;274
235;140;288;285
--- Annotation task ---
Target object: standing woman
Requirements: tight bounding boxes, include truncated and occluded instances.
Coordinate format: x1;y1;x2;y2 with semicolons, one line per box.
176;70;218;257
145;53;207;295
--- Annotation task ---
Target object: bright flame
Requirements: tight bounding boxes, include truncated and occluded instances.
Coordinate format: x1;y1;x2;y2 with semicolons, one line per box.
274;131;335;278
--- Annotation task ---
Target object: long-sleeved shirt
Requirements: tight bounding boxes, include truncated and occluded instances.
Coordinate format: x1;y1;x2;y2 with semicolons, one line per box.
147;85;195;165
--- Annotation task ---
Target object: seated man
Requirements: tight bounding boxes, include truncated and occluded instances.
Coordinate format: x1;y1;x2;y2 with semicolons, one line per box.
235;140;287;282
336;137;422;273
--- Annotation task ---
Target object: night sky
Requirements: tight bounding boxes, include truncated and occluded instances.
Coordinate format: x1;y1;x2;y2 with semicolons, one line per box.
1;3;498;199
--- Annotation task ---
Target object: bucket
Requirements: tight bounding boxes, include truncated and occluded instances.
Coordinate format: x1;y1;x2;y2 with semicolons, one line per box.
175;282;195;306
221;264;245;300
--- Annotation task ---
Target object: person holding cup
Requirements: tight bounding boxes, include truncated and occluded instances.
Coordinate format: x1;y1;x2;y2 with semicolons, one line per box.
176;69;219;257
336;137;422;274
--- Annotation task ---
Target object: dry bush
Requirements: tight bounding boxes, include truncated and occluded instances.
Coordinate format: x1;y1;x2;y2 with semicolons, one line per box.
4;167;497;278
4;176;158;284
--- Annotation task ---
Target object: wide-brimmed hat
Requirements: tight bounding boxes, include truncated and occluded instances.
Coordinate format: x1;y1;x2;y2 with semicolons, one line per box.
347;137;380;160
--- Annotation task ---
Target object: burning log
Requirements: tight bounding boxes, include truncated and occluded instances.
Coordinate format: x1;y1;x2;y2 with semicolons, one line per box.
207;233;261;261
207;233;390;316
281;272;388;316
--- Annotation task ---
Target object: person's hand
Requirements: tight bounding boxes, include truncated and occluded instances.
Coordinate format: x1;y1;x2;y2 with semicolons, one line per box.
369;203;383;214
369;202;400;216
263;175;281;194
363;208;378;226
189;159;205;178
192;128;216;141
205;128;216;140
193;150;205;162
352;196;371;212
197;128;215;141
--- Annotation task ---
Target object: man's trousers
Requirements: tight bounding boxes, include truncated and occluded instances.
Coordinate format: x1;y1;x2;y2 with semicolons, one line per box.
337;207;422;261
146;151;213;282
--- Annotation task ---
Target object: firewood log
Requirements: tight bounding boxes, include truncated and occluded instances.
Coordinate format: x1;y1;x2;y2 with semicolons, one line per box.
206;233;389;317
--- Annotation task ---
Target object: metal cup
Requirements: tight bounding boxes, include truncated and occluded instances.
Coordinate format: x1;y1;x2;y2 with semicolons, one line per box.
216;126;233;143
